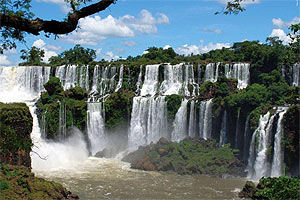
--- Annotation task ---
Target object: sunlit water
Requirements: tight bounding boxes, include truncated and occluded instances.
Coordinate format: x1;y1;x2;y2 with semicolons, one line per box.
33;157;245;200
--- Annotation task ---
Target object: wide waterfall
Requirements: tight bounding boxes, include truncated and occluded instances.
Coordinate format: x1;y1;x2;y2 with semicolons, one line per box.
246;107;288;181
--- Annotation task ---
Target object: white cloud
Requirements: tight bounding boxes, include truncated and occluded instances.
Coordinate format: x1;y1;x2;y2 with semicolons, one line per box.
163;45;172;49
208;0;260;5
272;17;300;28
121;41;137;47
201;27;222;34
102;51;120;61
269;29;291;45
0;55;11;66
175;41;231;56
61;9;169;45
32;39;59;63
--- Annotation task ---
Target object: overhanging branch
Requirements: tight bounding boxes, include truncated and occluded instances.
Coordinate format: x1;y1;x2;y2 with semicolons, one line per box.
0;0;115;35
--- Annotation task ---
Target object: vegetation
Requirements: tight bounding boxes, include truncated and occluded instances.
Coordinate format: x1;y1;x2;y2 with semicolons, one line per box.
239;176;300;200
19;46;46;66
0;164;78;200
36;77;88;140
165;94;183;121
123;137;245;177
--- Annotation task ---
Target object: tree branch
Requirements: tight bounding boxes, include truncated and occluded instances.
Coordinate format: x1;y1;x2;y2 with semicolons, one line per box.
0;0;115;35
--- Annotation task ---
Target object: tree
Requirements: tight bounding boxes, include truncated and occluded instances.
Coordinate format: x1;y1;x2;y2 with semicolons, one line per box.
0;0;248;53
49;44;96;66
20;46;45;65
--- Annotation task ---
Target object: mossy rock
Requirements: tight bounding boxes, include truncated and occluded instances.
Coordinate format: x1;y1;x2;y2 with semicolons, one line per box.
44;76;63;96
165;94;183;121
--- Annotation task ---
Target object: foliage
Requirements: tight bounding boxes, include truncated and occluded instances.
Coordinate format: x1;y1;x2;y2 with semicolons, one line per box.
19;46;45;66
49;44;96;66
43;76;63;96
165;94;183;121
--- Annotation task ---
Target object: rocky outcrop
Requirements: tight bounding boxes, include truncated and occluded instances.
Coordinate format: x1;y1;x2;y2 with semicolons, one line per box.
0;165;79;200
122;137;246;177
0;103;33;167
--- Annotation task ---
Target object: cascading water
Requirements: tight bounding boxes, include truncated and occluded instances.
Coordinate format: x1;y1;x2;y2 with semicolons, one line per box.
172;99;188;142
115;65;124;92
198;99;213;139
271;107;288;177
188;100;196;137
247;108;289;181
204;63;219;83
140;64;160;96
235;109;241;148
128;96;168;150
291;63;299;86
58;100;67;140
225;63;250;89
87;102;106;155
160;63;183;95
219;110;227;146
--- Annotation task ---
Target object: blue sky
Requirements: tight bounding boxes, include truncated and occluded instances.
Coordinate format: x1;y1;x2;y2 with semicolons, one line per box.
1;0;299;65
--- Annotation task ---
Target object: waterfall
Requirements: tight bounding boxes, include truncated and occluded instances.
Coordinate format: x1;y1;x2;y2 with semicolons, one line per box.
171;99;188;142
128;96;167;150
0;66;50;102
199;99;212;139
291;63;299;86
225;63;250;89
115;65;124;92
58;101;67;140
219;110;227;146
140;64;160;96
243;114;251;162
135;65;143;94
160;63;183;95
183;64;198;96
87;102;106;155
235;109;241;148
271;107;288;177
204;63;219;83
188;100;196;137
79;65;89;91
247;108;288;181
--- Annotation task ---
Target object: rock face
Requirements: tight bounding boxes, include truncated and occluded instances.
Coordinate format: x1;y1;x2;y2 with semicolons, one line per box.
122;137;246;177
0;165;79;200
0;103;33;167
239;176;300;200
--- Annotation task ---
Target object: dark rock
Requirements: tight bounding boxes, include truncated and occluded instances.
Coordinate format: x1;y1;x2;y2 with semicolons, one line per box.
158;137;169;145
238;181;257;199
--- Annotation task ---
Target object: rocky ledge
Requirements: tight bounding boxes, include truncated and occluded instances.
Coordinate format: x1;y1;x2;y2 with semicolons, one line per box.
122;137;246;177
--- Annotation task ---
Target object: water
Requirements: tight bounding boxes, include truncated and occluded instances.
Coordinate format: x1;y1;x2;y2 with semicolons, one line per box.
204;63;219;83
291;63;299;86
199;99;213;139
225;63;250;89
140;64;160;96
188;100;196;137
33;157;245;200
171;99;188;142
219;110;227;146
115;65;124;92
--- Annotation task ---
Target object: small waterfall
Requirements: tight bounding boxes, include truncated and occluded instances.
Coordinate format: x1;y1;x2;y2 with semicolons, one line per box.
183;64;198;96
204;63;219;83
58;101;67;140
219;110;227;146
128;96;167;150
115;65;124;92
247;108;288;181
159;64;183;96
199;99;212;139
235;109;241;148
291;63;299;86
87;102;106;155
171;99;188;142
79;65;89;91
188;100;196;137
0;66;50;102
225;63;250;89
135;65;143;94
197;63;202;85
271;107;288;177
140;65;160;96
243;114;251;162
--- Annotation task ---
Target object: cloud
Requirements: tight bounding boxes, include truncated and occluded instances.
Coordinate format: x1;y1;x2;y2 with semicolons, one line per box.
272;17;300;28
32;39;59;63
208;0;260;5
0;55;11;66
201;27;222;34
102;51;120;61
163;45;172;49
37;0;70;13
269;29;291;45
121;40;137;47
175;41;231;56
61;9;169;45
111;47;124;54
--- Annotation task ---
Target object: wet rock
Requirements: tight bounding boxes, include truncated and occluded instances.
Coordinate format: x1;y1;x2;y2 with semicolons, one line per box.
158;137;169;145
238;181;257;199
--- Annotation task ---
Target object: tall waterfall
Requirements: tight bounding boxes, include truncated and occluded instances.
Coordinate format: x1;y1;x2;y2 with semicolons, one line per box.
219;110;227;146
115;65;124;92
225;63;250;89
291;63;299;87
172;99;188;142
198;99;213;139
87;102;106;155
58;101;67;140
247;107;288;181
204;63;219;83
188;100;196;137
140;64;160;96
128;96;168;150
0;66;50;102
